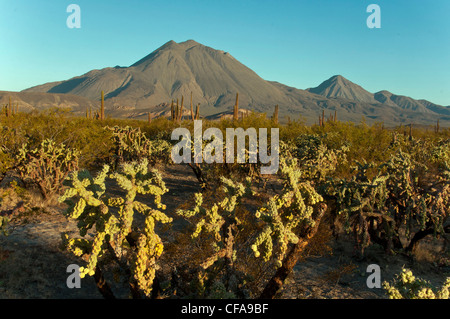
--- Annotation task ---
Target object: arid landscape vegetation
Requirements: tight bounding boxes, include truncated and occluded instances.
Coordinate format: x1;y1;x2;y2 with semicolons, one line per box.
0;107;448;299
1;0;450;308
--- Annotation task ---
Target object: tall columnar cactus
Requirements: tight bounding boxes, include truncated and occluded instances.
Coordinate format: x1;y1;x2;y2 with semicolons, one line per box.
272;105;279;124
100;91;105;121
59;158;172;298
233;93;239;121
190;92;194;121
170;100;175;121
195;103;200;120
7;96;12;117
175;99;179;122
179;95;184;122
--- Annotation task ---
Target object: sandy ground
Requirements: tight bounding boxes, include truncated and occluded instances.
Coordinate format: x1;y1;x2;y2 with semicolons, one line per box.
0;164;448;299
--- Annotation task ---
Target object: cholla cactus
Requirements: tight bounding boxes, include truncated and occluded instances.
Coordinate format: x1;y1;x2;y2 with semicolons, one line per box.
59;158;172;297
252;156;324;268
176;176;254;297
16;139;80;199
383;268;450;299
283;134;348;182
106;125;172;168
177;176;253;269
326;139;450;255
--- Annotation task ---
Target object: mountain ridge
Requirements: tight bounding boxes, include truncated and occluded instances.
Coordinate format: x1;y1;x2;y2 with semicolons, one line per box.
21;39;449;126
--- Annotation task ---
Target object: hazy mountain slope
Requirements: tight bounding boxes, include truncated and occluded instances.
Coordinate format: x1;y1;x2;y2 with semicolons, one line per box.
0;91;98;114
418;99;450;116
374;90;431;113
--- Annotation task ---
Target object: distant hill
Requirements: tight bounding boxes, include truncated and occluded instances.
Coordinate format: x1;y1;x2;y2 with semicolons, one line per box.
21;40;450;126
0;91;98;114
307;75;377;104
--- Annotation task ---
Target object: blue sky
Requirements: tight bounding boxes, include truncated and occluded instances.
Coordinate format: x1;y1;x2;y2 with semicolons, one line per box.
1;0;449;105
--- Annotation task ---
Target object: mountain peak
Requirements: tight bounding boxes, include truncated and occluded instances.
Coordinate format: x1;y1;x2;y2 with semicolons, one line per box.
307;75;376;103
158;40;179;50
328;75;353;84
330;74;345;80
131;39;205;67
180;39;199;46
162;39;202;49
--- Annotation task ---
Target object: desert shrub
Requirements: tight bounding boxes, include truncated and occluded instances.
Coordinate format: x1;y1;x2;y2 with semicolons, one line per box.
0;147;13;175
305;121;398;177
213;112;275;132
1;110;115;170
59;159;172;298
142;116;179;139
0;122;28;174
16;139;80;200
383;268;450;299
57;118;115;170
11;109;74;148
